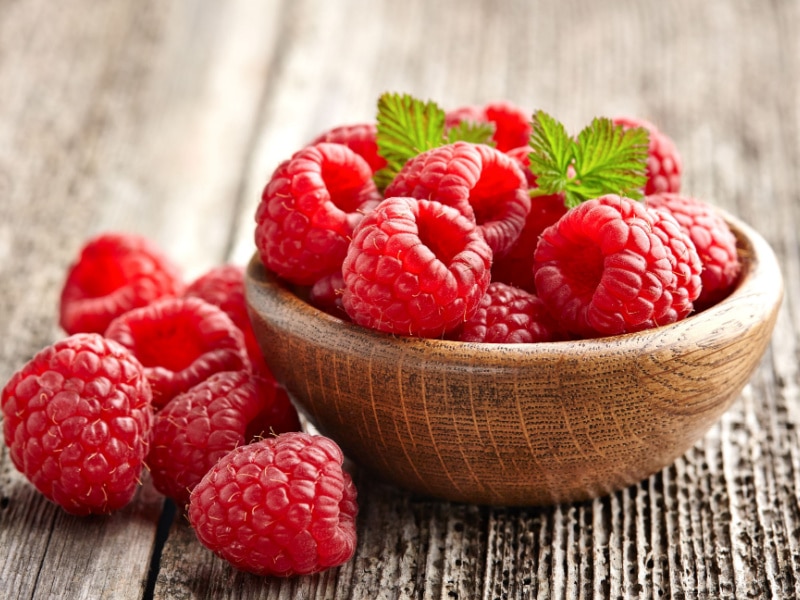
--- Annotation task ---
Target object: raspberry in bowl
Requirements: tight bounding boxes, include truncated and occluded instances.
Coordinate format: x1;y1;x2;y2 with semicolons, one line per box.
245;209;782;506
245;96;783;506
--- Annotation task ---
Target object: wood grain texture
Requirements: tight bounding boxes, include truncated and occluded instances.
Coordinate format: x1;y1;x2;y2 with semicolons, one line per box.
0;0;798;598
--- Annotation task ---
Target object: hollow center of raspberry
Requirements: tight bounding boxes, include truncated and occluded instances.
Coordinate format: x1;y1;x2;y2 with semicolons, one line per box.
562;242;605;299
322;163;372;213
470;168;519;225
76;257;133;296
131;321;207;372
415;207;464;265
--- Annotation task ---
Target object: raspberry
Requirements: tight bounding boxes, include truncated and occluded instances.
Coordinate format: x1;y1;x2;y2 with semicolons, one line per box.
533;195;702;338
252;371;302;439
645;192;741;309
59;232;184;335
147;370;299;506
309;123;387;173
188;432;358;577
446;100;532;152
491;146;569;292
384;141;530;257
341;197;492;337
308;270;348;319
613;116;682;195
104;296;249;409
451;282;565;343
1;333;153;515
184;264;262;363
255;142;382;286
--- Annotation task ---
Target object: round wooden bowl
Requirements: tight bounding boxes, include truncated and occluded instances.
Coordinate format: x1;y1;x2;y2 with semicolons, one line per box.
245;212;783;506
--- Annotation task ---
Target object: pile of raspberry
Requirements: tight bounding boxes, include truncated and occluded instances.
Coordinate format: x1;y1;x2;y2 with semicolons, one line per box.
255;103;742;342
1;232;358;577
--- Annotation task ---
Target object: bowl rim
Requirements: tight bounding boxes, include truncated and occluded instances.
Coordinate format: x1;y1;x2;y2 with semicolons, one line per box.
246;208;783;361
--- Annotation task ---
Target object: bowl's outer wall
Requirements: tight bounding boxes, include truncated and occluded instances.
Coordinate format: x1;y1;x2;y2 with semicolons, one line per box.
246;214;783;506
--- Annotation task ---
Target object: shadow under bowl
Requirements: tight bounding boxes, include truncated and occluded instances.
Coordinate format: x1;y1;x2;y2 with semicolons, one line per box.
246;211;783;506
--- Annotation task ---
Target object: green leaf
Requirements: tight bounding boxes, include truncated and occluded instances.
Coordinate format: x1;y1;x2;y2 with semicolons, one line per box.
572;117;649;202
445;120;496;145
374;92;447;190
526;111;650;207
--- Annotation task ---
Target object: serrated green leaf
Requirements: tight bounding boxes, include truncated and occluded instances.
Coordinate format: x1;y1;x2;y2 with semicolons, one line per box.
374;92;447;190
527;110;575;197
527;111;650;205
571;117;649;202
445;120;496;145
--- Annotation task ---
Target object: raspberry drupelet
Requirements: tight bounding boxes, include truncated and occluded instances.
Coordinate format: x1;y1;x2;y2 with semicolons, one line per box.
341;196;492;338
255;142;382;286
188;432;358;577
533;195;702;338
1;333;154;515
384;141;530;258
59;231;184;335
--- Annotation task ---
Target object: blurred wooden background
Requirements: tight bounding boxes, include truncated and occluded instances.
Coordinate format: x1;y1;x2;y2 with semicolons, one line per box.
0;0;798;598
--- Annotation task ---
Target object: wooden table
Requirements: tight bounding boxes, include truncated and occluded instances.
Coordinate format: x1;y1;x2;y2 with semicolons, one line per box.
1;1;798;598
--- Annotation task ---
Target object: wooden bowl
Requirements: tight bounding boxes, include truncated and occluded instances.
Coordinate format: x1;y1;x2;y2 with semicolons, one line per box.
245;212;783;506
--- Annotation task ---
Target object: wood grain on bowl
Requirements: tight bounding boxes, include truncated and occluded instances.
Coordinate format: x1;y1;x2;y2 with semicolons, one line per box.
246;213;782;506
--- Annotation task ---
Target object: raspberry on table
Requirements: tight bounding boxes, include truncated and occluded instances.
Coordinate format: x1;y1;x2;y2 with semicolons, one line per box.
309;123;387;173
147;370;300;506
184;264;264;368
188;432;358;577
341;196;493;338
613;116;682;195
451;282;565;343
255;142;382;286
384;141;530;258
59;232;184;335
1;333;153;515
104;296;249;409
533;195;702;338
645;192;741;309
445;100;532;152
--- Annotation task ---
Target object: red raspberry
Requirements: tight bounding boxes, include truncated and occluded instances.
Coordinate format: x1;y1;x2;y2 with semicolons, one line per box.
255;142;381;286
645;192;741;309
384;141;530;257
184;264;262;363
104;296;249;409
252;371;303;439
59;232;184;335
491;146;569;292
446;100;532;152
308;270;348;319
1;333;153;515
533;195;702;338
451;282;565;343
341;197;492;337
188;432;358;577
309;123;387;173
613;116;682;195
147;370;300;506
